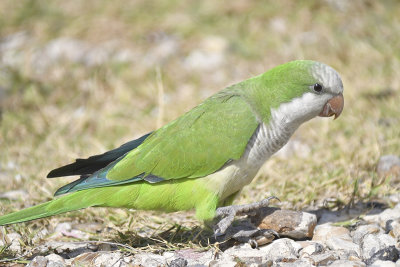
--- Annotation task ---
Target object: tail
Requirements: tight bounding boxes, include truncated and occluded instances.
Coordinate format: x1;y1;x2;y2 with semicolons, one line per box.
0;188;111;225
47;132;152;178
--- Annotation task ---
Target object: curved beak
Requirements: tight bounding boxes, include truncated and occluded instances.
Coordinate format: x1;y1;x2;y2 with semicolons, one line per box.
319;93;344;120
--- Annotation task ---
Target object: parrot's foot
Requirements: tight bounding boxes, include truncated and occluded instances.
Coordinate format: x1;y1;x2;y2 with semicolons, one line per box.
213;196;279;236
211;217;280;249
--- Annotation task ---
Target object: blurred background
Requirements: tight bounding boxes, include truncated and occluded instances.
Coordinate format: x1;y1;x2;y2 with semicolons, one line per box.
0;0;399;249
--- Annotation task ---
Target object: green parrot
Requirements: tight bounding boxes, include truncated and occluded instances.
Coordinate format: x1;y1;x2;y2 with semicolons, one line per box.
0;60;344;234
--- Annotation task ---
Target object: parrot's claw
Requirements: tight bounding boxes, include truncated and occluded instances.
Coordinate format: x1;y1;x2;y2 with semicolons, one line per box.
213;196;279;236
213;213;235;237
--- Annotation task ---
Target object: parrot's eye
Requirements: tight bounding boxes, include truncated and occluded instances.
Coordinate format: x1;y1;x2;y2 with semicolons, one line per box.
313;83;323;92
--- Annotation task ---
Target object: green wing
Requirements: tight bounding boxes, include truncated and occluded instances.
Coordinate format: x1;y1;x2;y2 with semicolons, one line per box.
108;92;259;180
55;90;259;195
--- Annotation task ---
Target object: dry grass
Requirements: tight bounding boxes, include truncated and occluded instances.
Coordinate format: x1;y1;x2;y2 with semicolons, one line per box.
1;0;400;258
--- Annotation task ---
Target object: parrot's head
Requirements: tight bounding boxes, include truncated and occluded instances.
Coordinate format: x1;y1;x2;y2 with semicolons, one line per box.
308;61;344;120
262;60;344;126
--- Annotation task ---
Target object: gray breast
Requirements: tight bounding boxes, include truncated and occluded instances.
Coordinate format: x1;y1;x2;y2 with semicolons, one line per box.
243;120;295;168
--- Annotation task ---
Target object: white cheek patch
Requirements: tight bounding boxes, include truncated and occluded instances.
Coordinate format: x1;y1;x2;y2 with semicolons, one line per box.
271;92;330;127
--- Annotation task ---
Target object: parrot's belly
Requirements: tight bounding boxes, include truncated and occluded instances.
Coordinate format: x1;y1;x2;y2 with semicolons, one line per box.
205;120;296;200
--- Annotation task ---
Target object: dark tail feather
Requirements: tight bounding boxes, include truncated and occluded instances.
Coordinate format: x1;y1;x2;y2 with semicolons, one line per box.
53;159;143;196
47;132;152;178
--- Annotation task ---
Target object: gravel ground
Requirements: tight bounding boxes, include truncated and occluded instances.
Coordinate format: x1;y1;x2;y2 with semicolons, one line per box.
2;153;400;266
4;193;400;266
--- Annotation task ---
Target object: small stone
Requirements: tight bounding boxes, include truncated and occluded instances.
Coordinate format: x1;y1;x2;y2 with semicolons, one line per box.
368;246;399;265
326;236;360;256
169;257;188;267
299;242;324;257
261;238;302;262
163;251;175;258
249;208;317;239
312;224;351;243
361;233;398;264
93;252;126;266
377;155;400;178
223;219;276;246
296;241;314;248
369;260;396;267
71;252;98;265
328;259;366;267
364;203;400;227
387;193;400;203
46;260;66;267
386;219;400;239
336;249;360;260
130;253;167;266
27;256;48;267
123;255;134;263
352;224;384;244
224;243;265;265
45;253;65;262
308;251;338;266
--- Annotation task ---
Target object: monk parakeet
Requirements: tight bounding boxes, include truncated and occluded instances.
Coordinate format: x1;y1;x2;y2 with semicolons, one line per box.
0;60;344;234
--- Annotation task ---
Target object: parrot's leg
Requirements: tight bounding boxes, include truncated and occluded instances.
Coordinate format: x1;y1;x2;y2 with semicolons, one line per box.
213;196;279;236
